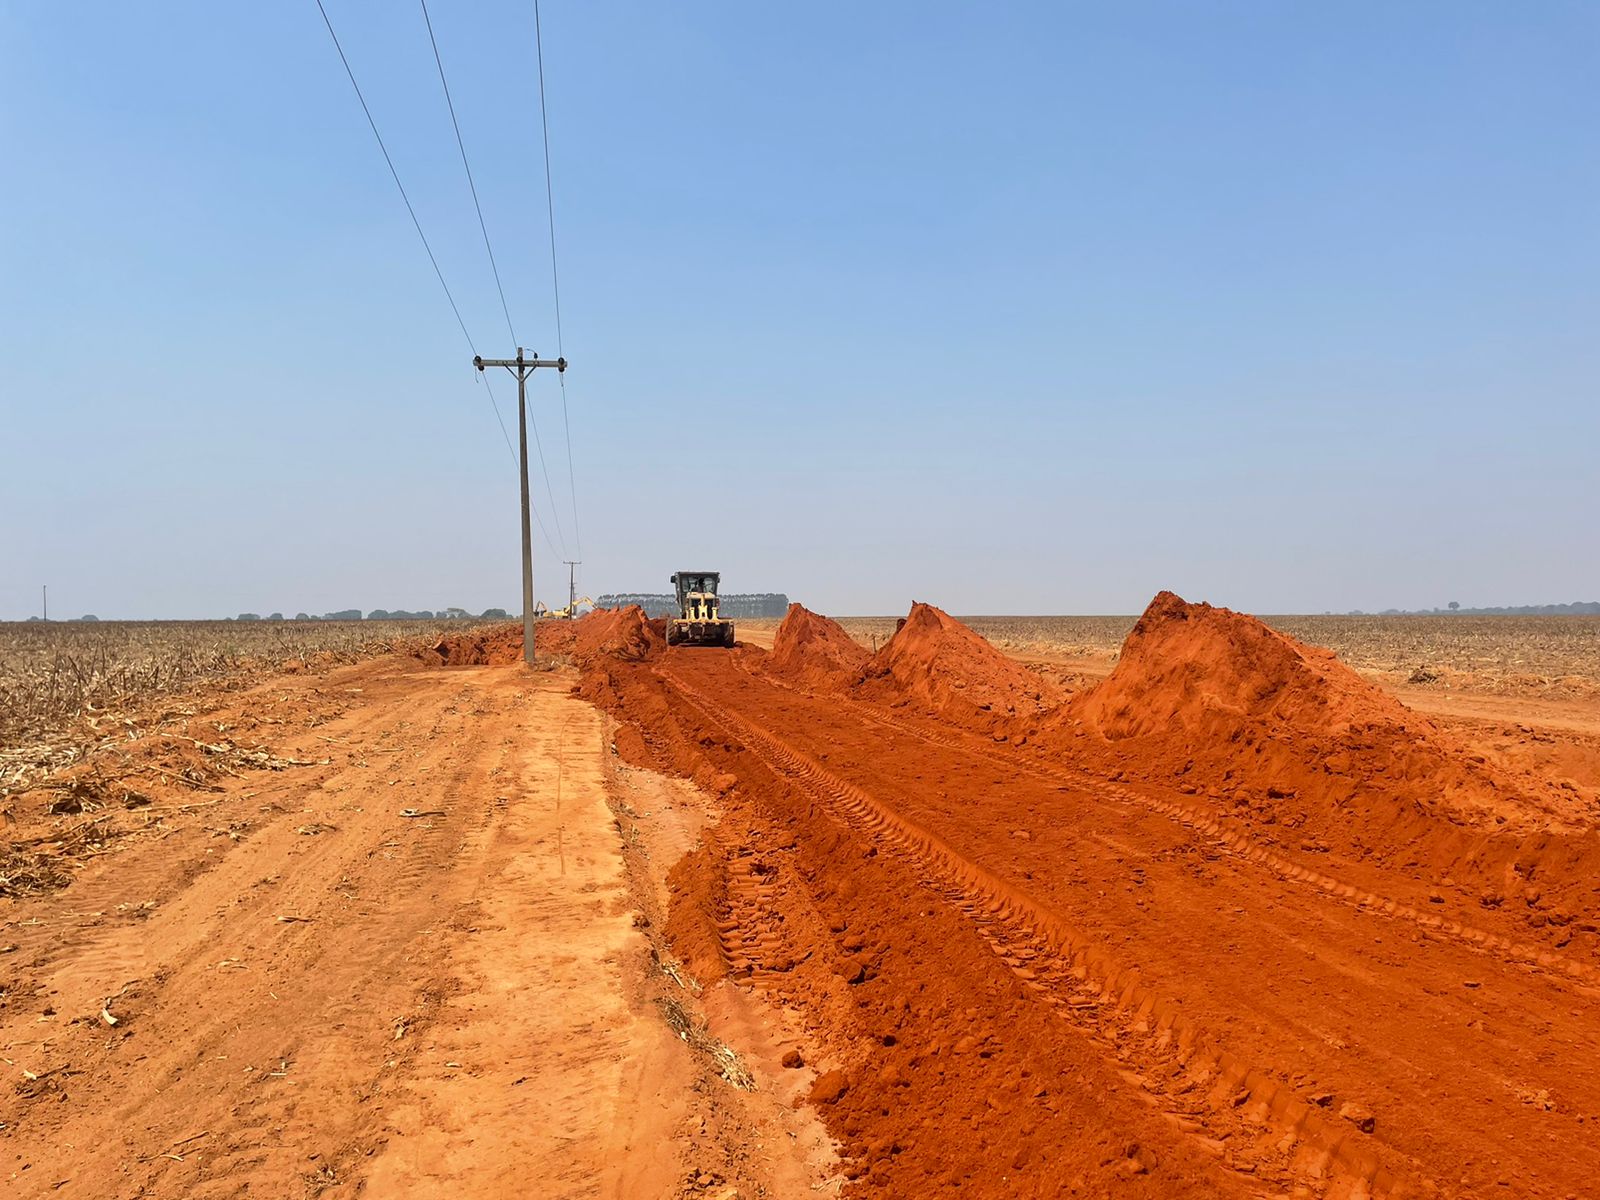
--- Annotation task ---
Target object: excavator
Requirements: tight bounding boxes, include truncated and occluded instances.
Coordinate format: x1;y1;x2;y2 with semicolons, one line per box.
666;571;735;647
546;595;593;621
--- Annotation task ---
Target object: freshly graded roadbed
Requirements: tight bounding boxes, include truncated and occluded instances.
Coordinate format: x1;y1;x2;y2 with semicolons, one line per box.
584;603;1600;1198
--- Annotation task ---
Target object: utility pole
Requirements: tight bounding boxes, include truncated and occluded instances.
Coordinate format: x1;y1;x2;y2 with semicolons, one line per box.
473;347;566;667
42;585;48;622
563;560;581;619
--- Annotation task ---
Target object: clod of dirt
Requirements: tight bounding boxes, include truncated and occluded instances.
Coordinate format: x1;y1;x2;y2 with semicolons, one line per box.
855;603;1062;733
807;1069;848;1105
1339;1101;1376;1133
764;604;870;689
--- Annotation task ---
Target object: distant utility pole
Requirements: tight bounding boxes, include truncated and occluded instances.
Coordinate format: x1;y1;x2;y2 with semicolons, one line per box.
473;347;566;667
42;585;48;622
563;560;581;619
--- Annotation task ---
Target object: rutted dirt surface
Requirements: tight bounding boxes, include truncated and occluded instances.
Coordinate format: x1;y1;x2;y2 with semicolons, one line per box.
584;601;1600;1198
0;651;829;1199
6;598;1598;1198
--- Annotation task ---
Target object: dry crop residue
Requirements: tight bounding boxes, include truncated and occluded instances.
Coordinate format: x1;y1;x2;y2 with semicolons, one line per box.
579;599;1600;1199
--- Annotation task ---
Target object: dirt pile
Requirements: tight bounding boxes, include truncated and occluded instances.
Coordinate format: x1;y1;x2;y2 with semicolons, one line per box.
763;604;870;689
1064;591;1600;916
855;603;1063;733
566;609;1600;1194
574;605;664;663
1076;591;1412;740
421;624;528;666
418;609;663;668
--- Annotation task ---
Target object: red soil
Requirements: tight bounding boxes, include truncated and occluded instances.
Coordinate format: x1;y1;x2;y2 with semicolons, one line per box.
419;607;663;669
854;602;1063;735
574;604;664;662
422;623;529;666
1074;590;1413;739
587;655;1243;1196
764;603;871;689
576;596;1600;1196
1059;591;1600;927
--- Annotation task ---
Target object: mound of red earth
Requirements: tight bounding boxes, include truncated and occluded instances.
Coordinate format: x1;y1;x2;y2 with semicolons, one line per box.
1062;591;1600;917
763;603;871;689
420;623;529;667
1075;590;1412;740
855;603;1063;735
418;607;663;668
574;605;664;662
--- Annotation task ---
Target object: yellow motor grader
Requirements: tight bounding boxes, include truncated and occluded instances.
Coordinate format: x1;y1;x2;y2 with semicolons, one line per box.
667;571;735;647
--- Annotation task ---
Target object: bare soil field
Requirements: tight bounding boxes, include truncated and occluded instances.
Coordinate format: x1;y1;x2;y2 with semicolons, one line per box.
3;600;1598;1197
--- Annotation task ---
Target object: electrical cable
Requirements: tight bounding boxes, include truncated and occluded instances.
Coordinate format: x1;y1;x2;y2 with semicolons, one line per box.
534;0;582;561
479;373;564;556
313;0;519;467
316;0;570;562
416;0;569;558
419;0;518;349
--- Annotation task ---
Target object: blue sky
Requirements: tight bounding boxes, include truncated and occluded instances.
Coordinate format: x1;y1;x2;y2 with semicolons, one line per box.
2;2;1595;618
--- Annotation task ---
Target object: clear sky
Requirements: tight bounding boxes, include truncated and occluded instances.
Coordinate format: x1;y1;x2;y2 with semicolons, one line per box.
2;2;1596;619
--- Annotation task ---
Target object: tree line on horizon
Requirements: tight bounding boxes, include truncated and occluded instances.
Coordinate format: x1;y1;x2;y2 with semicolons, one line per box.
1342;601;1600;617
20;597;1596;622
20;608;513;624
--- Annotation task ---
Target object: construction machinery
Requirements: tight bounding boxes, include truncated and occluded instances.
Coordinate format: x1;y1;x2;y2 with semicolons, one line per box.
547;595;593;621
667;571;735;647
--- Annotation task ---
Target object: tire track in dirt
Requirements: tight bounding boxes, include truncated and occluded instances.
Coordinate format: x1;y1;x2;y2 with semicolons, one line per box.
844;699;1600;990
0;687;401;991
717;854;791;988
0;674;512;1198
185;711;499;1196
663;668;1412;1200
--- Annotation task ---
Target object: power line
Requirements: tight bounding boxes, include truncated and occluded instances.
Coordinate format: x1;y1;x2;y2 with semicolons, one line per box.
317;0;565;566
480;371;562;556
524;385;570;554
414;0;570;560
534;0;582;560
418;0;518;348
313;0;517;464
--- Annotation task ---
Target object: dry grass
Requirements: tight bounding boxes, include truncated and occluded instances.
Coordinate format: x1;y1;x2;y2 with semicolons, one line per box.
0;619;481;741
0;618;489;799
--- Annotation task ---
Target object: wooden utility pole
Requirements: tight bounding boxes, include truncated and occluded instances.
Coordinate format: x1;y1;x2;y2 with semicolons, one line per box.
473;348;567;666
563;560;580;619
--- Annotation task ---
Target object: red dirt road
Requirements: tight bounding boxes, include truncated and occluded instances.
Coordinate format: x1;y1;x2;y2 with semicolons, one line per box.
0;658;827;1199
592;640;1600;1198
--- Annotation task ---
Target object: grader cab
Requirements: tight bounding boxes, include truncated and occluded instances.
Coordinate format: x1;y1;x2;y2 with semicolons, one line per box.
667;571;736;648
